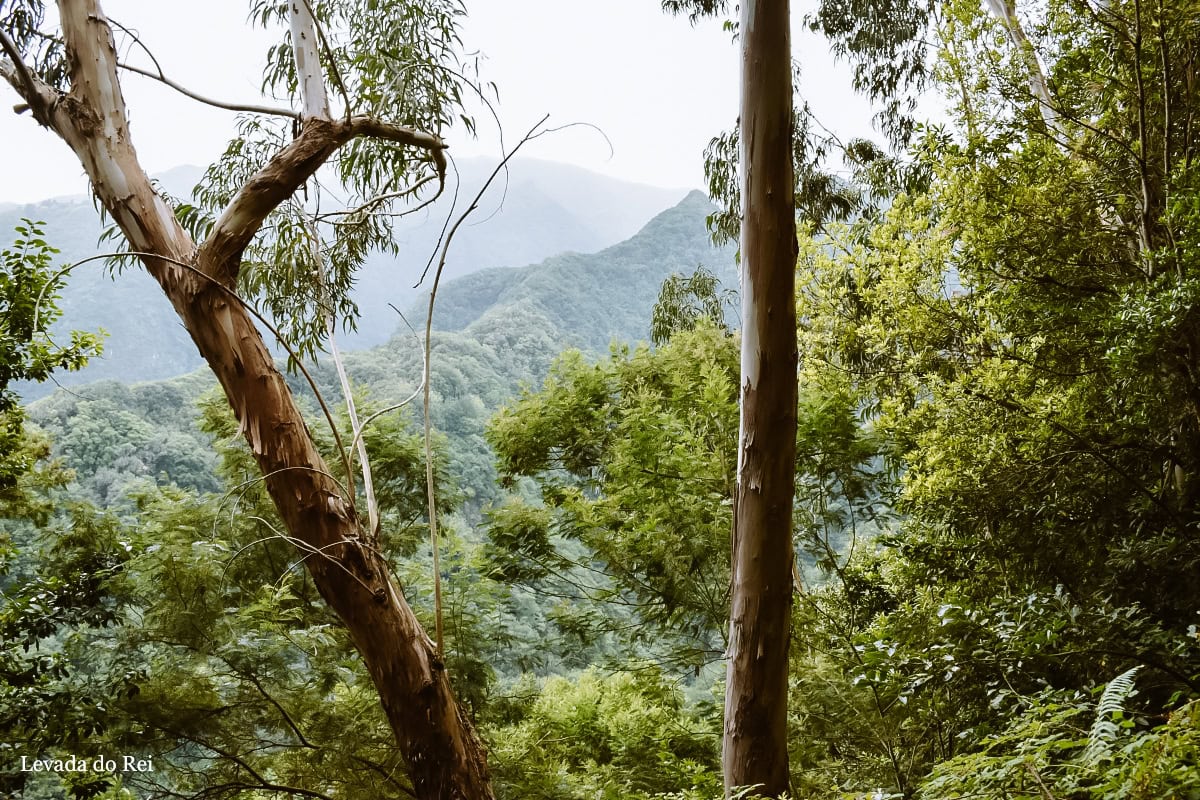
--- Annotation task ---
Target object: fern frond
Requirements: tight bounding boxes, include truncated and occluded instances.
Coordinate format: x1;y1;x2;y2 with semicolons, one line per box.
1082;665;1141;765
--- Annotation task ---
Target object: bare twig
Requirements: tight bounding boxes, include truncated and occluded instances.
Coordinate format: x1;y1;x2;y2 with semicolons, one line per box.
414;156;462;287
1025;762;1059;800
107;18;298;119
214;465;352;550
308;210;379;534
317;173;440;223
232;663;318;749
420;114;550;656
347;304;427;476
117;60;298;119
222;525;379;596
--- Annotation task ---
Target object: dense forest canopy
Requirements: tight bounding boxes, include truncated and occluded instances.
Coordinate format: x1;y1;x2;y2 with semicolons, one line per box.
2;0;1200;798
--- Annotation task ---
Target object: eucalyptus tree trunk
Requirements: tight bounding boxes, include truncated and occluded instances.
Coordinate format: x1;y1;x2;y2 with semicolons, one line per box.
984;0;1059;136
0;1;493;797
724;1;798;797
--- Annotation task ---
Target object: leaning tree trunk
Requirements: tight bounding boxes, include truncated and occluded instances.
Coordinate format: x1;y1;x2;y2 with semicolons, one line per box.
0;1;493;797
724;1;798;798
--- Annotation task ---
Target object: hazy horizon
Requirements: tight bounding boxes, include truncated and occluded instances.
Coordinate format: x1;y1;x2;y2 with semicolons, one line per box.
0;0;878;205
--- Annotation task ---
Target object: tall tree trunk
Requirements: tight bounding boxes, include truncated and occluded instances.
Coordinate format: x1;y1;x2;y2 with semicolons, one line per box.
1;2;493;797
984;0;1060;136
724;1;798;798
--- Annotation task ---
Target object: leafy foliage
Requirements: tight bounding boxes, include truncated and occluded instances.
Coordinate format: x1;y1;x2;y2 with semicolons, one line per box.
650;266;735;345
0;1;68;91
487;322;887;676
920;682;1200;800
1083;667;1144;766
0;222;101;486
487;325;740;665
485;668;720;800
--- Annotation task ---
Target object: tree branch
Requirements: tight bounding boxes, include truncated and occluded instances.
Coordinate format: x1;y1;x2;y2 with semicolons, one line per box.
350;116;447;155
105;16;298;120
199;115;445;277
984;0;1061;137
290;0;331;119
230;661;318;750
49;0;193;273
300;0;352;119
150;723;338;800
116;60;298;119
350;754;417;798
0;32;59;125
420;115;549;655
316;173;439;223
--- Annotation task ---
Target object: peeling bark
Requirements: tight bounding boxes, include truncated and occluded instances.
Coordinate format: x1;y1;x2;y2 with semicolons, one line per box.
3;2;492;797
724;1;798;798
290;0;332;119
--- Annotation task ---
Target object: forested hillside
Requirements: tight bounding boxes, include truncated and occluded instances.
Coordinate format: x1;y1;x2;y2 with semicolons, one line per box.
24;190;732;511
3;0;1200;799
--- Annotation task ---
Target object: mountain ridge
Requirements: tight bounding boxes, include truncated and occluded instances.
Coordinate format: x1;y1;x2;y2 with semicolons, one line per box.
5;159;692;399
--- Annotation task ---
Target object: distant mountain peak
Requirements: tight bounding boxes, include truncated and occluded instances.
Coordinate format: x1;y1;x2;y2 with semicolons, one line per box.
608;186;718;250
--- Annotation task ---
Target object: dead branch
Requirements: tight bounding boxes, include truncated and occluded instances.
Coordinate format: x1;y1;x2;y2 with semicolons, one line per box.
0;37;59;124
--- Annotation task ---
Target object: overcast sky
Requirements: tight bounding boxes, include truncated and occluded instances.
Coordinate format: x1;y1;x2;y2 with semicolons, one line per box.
0;0;877;205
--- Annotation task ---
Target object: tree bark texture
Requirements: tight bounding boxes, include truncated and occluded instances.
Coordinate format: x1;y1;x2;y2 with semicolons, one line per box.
289;0;332;119
725;1;798;798
2;2;494;797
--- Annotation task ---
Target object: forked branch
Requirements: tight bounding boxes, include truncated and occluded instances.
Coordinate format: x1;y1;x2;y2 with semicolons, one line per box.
199;114;446;276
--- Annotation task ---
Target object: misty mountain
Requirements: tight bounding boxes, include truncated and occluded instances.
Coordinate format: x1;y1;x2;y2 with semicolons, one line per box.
4;158;688;399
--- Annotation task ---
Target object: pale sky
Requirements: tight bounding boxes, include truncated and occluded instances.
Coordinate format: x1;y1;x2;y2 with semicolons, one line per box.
0;0;878;204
